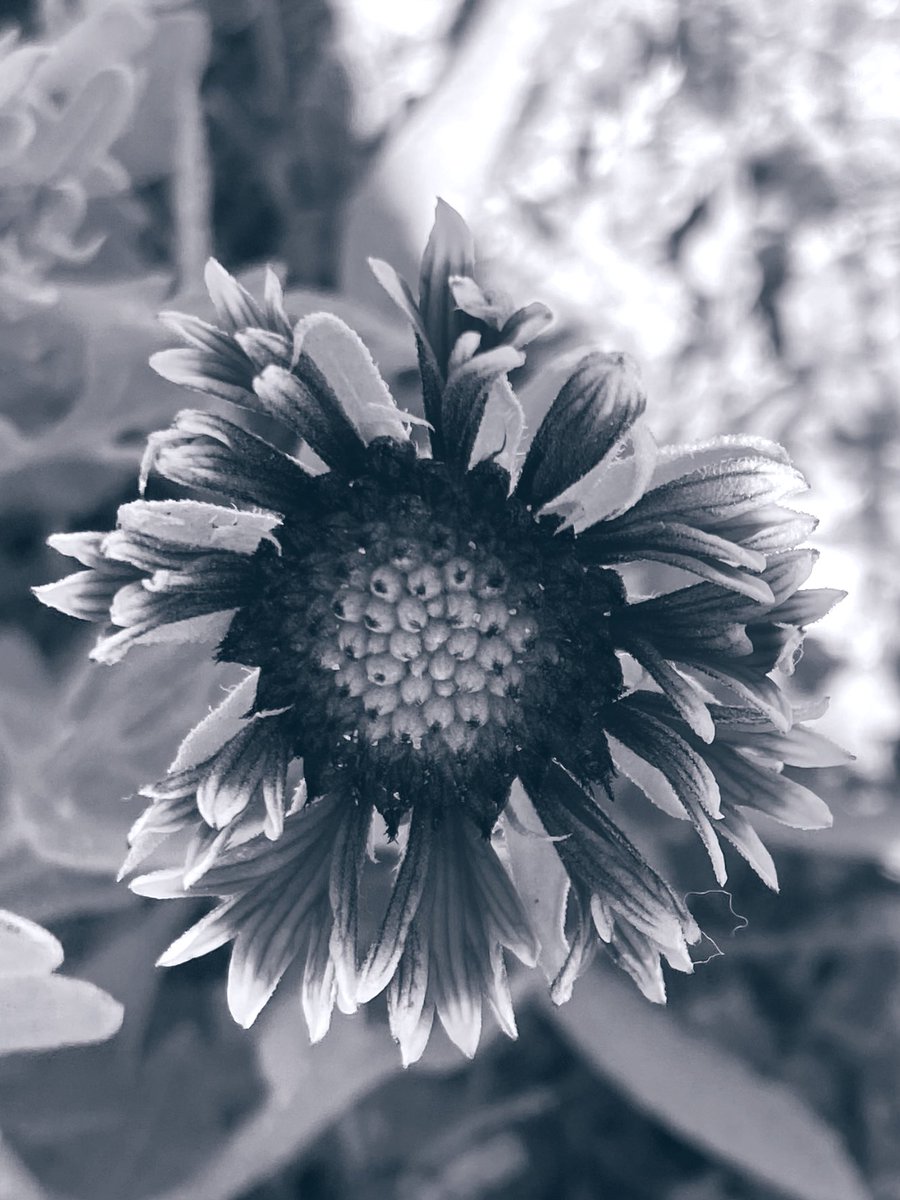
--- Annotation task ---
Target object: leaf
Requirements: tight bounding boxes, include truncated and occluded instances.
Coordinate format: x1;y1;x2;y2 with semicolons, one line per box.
544;966;870;1200
0;975;123;1055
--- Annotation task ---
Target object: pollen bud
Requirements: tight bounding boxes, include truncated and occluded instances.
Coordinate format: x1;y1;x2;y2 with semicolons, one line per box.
369;565;404;602
422;619;451;651
406;564;443;600
363;686;400;717
478;599;509;634
456;692;490;727
338;625;368;659
428;649;456;681
364;596;396;633
333;589;366;621
400;674;432;705
397;596;428;631
391;707;426;745
455;661;487;693
423;696;455;730
389;629;423;661
366;654;405;686
446;593;478;628
446;629;479;660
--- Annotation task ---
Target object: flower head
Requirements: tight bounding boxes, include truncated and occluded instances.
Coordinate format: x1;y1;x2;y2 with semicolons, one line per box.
36;201;847;1063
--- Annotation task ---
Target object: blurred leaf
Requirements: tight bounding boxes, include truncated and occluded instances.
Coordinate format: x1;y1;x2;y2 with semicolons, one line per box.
0;904;261;1200
114;9;210;186
148;986;402;1200
544;965;871;1200
0;635;244;875
0;907;122;1056
0;974;123;1055
0;910;63;978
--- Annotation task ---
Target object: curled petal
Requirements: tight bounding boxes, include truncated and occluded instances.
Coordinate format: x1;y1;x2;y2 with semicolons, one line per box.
441;344;525;473
518;351;647;509
292;312;410;446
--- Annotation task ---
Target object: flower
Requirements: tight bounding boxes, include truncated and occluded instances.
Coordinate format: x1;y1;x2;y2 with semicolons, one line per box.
35;200;847;1064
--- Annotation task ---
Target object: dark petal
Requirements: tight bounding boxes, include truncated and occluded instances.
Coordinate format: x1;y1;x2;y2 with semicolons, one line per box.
548;882;597;1005
622;635;715;743
441;344;525;473
583;521;774;603
517;351;646;509
358;805;433;1003
141;409;314;512
604;695;726;883
328;800;373;1010
416;333;445;456
522;759;698;948
252;363;364;471
418;198;476;376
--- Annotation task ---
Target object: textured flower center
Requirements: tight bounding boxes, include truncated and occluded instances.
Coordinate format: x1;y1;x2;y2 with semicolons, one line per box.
220;448;625;830
313;538;554;753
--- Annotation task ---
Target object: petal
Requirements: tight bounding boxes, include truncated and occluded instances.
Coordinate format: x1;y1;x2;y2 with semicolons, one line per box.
204;258;265;331
328;800;372;1010
169;670;259;772
159;310;243;358
503;782;571;980
263;266;292;337
234;327;292;373
766;588;845;626
387;923;431;1066
149;347;252;403
707;744;833;829
253;363;364;470
33;567;131;622
157;897;242;966
549;884;596;1006
302;914;337;1043
116;614;235;665
292;312;410;445
115;498;280;556
604;698;726;883
718;809;779;891
468;376;525;476
45;531;107;568
623;636;715;744
518;351;647;509
358;807;432;1003
441;344;525;472
141;409;312;511
418;197;476;374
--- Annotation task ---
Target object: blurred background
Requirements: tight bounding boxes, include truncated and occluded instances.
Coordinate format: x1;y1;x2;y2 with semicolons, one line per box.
1;0;898;1197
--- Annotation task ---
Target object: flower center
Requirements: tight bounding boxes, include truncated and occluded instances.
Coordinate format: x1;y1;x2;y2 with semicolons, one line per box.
313;536;554;754
220;448;625;831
